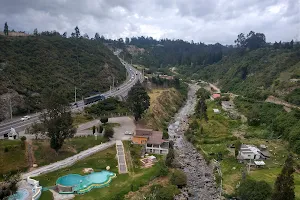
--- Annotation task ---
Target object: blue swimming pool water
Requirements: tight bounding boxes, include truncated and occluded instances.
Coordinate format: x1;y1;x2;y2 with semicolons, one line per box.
56;171;115;188
8;189;29;200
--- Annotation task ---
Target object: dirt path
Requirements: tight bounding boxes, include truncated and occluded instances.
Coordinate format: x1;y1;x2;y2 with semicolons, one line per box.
26;139;35;171
265;95;300;110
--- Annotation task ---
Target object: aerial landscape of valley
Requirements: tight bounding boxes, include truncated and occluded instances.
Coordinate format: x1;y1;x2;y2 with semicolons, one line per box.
0;0;299;200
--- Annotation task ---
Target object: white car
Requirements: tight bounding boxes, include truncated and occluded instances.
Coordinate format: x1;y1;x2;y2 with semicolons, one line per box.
21;116;31;121
125;131;133;135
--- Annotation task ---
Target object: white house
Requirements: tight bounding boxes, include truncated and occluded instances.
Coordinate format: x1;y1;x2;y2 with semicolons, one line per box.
221;101;235;111
213;109;221;114
238;144;261;160
1;128;19;140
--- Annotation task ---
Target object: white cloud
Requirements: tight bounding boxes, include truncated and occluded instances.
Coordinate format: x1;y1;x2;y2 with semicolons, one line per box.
0;0;299;44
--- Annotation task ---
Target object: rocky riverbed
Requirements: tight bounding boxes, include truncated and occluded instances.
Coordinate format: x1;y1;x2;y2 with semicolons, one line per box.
168;84;219;200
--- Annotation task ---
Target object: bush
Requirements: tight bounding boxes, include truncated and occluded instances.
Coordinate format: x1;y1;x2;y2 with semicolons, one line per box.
4;147;9;152
149;184;179;200
104;126;114;138
163;130;169;139
157;161;168;177
98;124;103;133
20;136;26;141
100;117;108;124
165;149;175;167
237;179;272;200
170;169;187;188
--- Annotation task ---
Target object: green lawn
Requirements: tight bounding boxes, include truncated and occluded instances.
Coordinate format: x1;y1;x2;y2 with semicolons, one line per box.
0;140;27;180
35;145;165;200
33;136;108;166
73;113;94;127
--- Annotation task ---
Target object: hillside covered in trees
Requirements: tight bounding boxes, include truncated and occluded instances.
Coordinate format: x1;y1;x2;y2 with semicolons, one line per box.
119;32;300;104
0;35;126;120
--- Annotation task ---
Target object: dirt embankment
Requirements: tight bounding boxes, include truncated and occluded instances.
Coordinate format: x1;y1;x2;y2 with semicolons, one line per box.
143;88;186;130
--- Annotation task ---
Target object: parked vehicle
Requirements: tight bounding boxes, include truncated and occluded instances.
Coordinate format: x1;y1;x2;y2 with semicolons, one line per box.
125;131;133;135
21;116;30;121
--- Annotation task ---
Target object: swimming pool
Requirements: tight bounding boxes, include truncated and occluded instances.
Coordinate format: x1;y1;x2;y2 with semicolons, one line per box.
8;189;29;200
56;171;116;194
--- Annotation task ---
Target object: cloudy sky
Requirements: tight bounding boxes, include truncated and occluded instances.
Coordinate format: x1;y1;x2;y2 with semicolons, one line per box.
0;0;299;44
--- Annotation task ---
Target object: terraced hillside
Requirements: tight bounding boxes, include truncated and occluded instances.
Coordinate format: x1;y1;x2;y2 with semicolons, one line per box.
0;36;126;121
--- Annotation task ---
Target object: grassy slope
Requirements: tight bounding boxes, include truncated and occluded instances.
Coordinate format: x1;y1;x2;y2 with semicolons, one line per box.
192;48;300;101
189;100;300;198
0;36;126;118
143;88;185;130
0;140;27;179
32;136;108;166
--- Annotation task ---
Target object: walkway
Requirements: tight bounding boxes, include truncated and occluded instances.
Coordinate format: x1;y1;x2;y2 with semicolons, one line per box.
21;140;116;179
116;140;128;174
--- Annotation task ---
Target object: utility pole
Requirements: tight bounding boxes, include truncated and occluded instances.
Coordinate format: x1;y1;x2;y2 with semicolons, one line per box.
9;98;12;120
74;86;77;103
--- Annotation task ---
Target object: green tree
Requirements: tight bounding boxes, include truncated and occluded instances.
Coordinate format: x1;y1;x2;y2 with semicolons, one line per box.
165;148;175;167
235;140;242;157
98;124;103;133
100;117;108;124
75;26;80;38
62;32;67;38
272;154;295;200
104;126;114;138
92;125;96;134
39;89;76;153
4;22;8;36
195;99;208;121
33;28;38;36
0;174;19;199
170;169;187;188
196;88;210;100
95;33;100;40
237;179;272;200
127;81;150;121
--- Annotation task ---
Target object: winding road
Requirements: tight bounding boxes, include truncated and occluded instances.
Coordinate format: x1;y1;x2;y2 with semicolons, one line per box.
0;50;143;137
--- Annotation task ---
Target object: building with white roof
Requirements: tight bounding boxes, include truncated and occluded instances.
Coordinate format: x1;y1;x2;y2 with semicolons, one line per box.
238;144;261;160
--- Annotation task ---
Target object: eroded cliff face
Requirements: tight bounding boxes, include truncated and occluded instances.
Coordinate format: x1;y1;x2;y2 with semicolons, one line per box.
143;88;185;130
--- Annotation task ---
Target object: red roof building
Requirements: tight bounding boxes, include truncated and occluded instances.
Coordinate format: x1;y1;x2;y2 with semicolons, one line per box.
212;93;221;99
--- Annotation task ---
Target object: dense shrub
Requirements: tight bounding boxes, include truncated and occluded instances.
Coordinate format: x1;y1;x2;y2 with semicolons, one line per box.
165;149;175;167
237;179;272;200
100;117;109;124
170;169;187;188
104;126;114;138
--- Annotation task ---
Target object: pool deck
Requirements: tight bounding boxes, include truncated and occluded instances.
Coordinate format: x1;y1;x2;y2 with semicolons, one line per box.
116;140;128;174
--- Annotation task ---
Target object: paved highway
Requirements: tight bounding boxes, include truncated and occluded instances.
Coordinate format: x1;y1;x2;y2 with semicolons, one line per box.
0;50;142;137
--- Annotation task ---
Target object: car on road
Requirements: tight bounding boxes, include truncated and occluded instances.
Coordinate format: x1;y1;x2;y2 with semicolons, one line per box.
124;131;133;135
21;116;31;121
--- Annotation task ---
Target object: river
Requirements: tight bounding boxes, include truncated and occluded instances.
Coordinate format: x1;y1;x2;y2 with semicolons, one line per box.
168;84;219;200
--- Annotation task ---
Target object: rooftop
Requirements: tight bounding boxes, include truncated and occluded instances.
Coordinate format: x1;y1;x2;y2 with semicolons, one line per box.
147;131;164;145
135;129;153;136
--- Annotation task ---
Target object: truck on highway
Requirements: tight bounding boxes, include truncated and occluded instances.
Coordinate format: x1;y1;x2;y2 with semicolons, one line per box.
83;94;105;105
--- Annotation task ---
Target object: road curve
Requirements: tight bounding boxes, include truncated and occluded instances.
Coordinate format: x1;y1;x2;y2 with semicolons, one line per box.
0;51;142;136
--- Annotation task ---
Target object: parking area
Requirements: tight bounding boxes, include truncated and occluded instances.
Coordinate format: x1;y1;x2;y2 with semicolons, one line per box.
108;116;135;140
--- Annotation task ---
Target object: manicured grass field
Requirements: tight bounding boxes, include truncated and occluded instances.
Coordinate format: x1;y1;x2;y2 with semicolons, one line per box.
0;140;27;180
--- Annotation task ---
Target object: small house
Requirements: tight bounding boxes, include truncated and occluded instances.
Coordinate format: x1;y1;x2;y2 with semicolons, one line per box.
238;144;261;160
213;109;220;114
221;101;235;111
2;128;19;140
212;93;221;100
132;128;169;155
